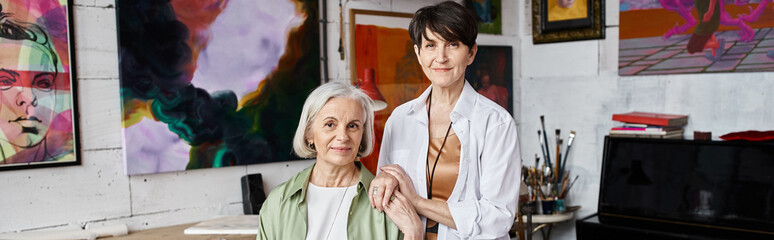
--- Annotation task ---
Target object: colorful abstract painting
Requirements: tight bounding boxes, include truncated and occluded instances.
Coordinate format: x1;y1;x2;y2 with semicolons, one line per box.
465;0;502;34
620;0;774;76
117;0;322;175
465;46;513;115
349;10;428;173
0;0;79;170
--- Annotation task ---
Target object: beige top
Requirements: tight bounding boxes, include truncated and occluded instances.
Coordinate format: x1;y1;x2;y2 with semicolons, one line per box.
425;133;461;240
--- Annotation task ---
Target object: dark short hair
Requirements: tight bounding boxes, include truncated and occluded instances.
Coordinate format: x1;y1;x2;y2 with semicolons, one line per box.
408;1;478;51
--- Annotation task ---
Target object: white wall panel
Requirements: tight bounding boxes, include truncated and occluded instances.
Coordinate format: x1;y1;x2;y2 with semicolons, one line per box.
73;5;119;79
77;79;122;150
522;39;599;78
0;149;130;232
246;159;316;191
128;166;246;215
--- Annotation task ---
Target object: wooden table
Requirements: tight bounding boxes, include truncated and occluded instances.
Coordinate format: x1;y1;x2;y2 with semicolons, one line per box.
103;223;256;240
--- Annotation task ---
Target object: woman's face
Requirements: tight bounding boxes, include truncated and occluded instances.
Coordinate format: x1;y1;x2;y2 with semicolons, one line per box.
414;29;477;89
308;97;364;167
558;0;576;8
0;40;57;148
481;74;491;86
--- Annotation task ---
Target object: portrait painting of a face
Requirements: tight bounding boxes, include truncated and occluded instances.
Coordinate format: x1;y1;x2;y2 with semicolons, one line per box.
548;0;588;22
464;46;513;114
0;0;79;170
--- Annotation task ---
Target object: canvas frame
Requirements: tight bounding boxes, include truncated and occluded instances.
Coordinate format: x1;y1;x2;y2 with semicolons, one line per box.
348;9;424;173
532;0;605;44
348;9;414;83
117;0;325;175
464;45;514;115
464;0;503;35
0;0;81;171
617;0;774;76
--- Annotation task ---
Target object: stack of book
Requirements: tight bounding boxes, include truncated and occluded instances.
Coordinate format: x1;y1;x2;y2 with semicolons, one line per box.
610;111;688;139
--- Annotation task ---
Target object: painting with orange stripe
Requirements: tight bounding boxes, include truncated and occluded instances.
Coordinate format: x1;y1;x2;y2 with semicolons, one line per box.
0;0;79;171
117;0;323;175
349;10;429;174
620;0;774;76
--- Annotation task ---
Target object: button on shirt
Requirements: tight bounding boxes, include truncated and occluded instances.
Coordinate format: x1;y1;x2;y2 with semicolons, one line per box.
378;81;522;240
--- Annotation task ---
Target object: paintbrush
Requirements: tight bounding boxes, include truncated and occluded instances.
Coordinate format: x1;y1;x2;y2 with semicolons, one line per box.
556;138;563;190
560;131;576;179
539;163;545;200
534;154;540;168
561;175;580;199
560;173;569;198
555;129;561;182
538;130;552;170
530;167;539;201
540;116;551;166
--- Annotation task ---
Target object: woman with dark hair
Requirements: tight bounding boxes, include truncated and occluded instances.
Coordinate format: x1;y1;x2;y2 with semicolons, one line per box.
369;1;522;239
0;4;66;164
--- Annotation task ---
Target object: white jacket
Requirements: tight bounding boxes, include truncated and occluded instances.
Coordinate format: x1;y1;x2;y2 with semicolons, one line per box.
378;81;521;239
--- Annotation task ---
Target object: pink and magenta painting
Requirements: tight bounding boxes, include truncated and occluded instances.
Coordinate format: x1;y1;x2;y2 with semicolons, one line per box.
0;0;78;170
118;0;322;175
620;0;774;75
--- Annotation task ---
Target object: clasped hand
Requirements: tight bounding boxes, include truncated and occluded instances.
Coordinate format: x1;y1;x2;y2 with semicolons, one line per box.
369;164;423;238
369;164;420;211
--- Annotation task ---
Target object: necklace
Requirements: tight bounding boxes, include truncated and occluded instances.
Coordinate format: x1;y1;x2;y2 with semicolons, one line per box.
426;91;453;200
323;167;358;240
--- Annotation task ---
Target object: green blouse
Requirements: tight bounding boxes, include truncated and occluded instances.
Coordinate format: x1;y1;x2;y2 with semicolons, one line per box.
256;162;403;240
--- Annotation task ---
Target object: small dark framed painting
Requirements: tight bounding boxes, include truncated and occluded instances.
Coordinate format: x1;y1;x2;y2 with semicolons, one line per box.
533;0;605;44
0;0;80;171
464;46;513;115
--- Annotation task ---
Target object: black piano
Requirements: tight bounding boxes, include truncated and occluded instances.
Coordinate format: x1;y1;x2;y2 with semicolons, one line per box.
577;137;774;239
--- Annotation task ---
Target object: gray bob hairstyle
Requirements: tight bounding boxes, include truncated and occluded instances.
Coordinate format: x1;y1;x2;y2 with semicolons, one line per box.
292;81;375;158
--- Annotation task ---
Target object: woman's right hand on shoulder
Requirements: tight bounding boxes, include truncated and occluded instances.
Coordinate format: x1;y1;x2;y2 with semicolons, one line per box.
369;164;400;212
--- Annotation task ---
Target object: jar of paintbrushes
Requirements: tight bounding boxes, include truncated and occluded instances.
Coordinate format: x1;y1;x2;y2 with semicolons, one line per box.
522;115;579;215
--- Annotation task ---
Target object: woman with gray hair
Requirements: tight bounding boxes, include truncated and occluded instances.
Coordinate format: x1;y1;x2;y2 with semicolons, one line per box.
257;82;422;240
